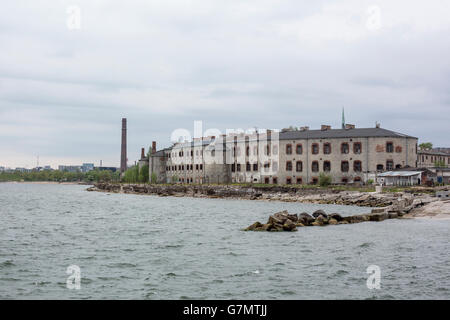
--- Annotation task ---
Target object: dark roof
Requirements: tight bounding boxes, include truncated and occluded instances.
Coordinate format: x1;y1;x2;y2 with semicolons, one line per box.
278;127;417;140
418;150;450;156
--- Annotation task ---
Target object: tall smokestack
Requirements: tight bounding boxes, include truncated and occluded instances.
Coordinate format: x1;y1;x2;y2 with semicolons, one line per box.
141;147;145;159
120;118;127;173
152;141;156;154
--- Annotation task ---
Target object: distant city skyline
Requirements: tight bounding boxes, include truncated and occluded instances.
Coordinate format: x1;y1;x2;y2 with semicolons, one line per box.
1;1;449;168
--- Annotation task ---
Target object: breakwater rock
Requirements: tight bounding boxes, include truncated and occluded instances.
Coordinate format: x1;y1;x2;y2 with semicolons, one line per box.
244;207;410;232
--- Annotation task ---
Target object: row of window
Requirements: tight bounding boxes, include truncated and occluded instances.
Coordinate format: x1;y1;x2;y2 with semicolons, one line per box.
166;164;203;171
170;142;401;159
169;160;400;173
262;176;362;185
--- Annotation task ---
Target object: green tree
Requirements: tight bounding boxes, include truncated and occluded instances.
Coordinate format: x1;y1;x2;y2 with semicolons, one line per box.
319;173;332;187
151;172;157;184
139;165;149;183
419;142;433;150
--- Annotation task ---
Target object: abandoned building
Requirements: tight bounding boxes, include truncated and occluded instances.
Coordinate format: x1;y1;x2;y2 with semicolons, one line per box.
138;124;419;185
417;150;450;168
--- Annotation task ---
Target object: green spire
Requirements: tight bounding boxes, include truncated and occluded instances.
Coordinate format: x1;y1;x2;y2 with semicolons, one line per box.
342;107;345;129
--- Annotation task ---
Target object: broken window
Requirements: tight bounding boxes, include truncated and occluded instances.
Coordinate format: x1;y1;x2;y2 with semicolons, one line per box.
312;143;319;155
312;161;319;172
354;161;362;172
386;160;394;170
353;142;362;154
386;142;394;153
296;161;303;172
296;144;303;155
341;143;349;154
323;161;331;172
341;161;349;172
323;143;331;155
286;144;292;155
286;161;292;171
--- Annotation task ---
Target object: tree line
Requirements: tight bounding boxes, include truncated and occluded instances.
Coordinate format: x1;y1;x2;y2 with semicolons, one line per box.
0;169;120;183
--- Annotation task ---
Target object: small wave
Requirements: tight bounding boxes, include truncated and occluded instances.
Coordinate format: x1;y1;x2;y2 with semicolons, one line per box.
358;242;374;248
108;262;137;268
165;272;177;277
0;260;15;268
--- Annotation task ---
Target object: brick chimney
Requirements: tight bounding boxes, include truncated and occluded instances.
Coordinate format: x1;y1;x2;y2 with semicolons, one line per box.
345;124;355;130
152;141;156;154
141;147;145;159
321;125;331;131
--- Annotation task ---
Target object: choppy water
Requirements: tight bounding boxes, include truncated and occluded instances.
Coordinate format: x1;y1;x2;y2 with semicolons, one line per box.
0;183;449;300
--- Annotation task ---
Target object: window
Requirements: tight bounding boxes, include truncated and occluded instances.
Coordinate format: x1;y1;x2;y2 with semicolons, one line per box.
341;143;349;154
296;177;302;184
246;146;250;156
286;144;292;155
354;177;362;182
265;145;270;156
272;145;278;155
286;177;292;185
246;162;251;171
272;161;278;172
354;161;362;172
376;164;384;171
253;163;258;171
386;142;394;153
196;164;199;170
237;164;241;172
341;161;349;172
342;178;348;184
386;160;394;170
323;161;331;172
296;161;303;172
286;161;292;171
231;164;235;172
323;143;331;154
312;143;319;154
272;177;278;184
296;144;303;155
264;162;270;172
264;177;270;184
395;164;402;169
354;142;362;154
200;164;203;170
312;161;319;172
312;178;318;184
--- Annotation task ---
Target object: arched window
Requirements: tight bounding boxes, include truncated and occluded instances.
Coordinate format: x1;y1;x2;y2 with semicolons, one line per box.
296;144;303;155
323;143;331;155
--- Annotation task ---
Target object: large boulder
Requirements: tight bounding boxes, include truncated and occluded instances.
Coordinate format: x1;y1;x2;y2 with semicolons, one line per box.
328;218;338;225
329;213;343;222
282;219;297;231
298;212;315;226
245;221;263;231
312;210;328;219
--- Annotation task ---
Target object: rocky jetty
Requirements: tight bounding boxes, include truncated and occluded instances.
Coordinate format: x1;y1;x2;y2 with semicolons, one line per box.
244;207;411;232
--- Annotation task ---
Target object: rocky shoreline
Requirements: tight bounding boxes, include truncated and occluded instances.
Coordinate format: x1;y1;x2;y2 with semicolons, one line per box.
88;182;441;206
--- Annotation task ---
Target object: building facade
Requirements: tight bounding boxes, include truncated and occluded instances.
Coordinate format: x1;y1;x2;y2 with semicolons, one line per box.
146;125;418;185
417;150;450;168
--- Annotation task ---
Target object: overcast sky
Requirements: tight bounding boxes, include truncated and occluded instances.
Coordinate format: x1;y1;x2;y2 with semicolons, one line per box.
1;0;449;168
